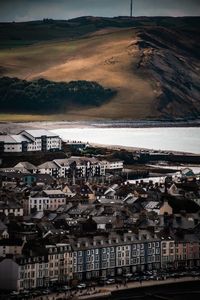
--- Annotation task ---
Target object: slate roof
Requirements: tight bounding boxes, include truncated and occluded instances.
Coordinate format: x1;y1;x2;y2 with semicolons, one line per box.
21;129;58;138
37;161;58;169
15;162;37;170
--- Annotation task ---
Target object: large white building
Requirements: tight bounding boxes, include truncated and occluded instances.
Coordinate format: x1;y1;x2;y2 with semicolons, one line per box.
0;129;62;153
36;157;124;179
36;157;107;178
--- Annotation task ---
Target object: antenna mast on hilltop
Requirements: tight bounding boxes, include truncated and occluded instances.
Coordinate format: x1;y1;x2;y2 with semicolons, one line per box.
130;0;133;17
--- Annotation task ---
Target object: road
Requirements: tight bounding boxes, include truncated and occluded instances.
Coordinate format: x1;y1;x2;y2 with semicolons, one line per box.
32;276;200;300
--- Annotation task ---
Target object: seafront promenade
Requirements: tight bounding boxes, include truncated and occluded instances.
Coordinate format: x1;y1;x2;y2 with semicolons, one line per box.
32;276;200;300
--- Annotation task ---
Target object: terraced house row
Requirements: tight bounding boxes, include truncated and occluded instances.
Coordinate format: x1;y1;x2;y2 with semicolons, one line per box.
0;231;199;291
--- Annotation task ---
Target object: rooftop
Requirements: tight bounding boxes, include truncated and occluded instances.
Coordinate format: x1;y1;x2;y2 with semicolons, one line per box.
21;129;59;138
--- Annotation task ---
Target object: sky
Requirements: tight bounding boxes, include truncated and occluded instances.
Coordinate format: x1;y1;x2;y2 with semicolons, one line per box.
0;0;200;22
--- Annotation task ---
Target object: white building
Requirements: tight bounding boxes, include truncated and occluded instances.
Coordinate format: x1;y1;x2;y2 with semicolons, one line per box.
0;135;30;153
54;157;106;178
0;129;62;153
28;190;66;214
20;130;62;152
36;161;60;177
101;159;124;171
36;157;123;179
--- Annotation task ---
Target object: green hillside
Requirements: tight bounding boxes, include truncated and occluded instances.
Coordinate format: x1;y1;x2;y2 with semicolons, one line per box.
0;17;200;121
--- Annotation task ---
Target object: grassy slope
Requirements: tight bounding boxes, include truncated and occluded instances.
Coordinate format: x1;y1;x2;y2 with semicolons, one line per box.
0;28;158;121
1;17;199;122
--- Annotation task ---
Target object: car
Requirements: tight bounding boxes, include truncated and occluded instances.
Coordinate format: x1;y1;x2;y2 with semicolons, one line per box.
131;276;140;281
123;273;133;279
10;291;20;295
61;285;71;291
105;279;115;285
42;289;50;295
77;283;87;289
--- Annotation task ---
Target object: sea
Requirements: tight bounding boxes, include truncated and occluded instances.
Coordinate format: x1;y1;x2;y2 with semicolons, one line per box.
51;127;200;154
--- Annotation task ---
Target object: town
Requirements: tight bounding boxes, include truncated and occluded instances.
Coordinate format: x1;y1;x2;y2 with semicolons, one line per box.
0;129;200;299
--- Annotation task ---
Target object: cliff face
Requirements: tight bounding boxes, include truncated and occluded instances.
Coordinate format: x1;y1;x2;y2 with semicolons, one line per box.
136;26;200;119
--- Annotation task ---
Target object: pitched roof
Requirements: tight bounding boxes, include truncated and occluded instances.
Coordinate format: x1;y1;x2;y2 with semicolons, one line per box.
37;161;58;169
15;162;37;170
21;129;59;138
0;135;30;144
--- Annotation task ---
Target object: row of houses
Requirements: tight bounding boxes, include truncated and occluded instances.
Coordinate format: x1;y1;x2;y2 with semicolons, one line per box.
0;157;124;179
0;231;199;291
0;129;62;153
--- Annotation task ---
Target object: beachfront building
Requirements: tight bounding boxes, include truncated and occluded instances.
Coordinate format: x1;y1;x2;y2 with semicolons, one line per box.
0;243;72;291
71;232;161;281
20;130;62;152
174;236;200;269
0;129;62;153
0;255;48;291
160;237;175;269
0;135;31;153
46;243;73;285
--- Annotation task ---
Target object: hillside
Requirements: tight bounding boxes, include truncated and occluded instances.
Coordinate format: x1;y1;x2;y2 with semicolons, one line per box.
0;17;199;121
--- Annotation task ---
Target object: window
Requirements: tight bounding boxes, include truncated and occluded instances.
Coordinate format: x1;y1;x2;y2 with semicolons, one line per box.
110;253;115;259
132;250;137;256
95;263;99;269
95;255;99;261
78;258;83;264
141;257;145;264
156;248;160;254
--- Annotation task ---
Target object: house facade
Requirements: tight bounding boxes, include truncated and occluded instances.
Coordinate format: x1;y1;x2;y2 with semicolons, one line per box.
72;233;161;281
28;190;66;214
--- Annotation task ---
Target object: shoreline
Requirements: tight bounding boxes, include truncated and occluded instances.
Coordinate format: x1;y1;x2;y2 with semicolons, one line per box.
77;277;200;300
1;119;200;134
1;120;200;156
89;142;198;156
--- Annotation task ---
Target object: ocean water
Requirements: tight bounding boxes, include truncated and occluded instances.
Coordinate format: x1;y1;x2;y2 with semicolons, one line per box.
52;127;200;154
